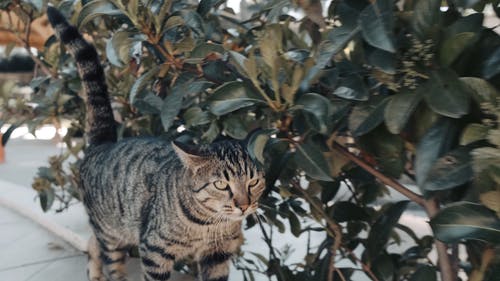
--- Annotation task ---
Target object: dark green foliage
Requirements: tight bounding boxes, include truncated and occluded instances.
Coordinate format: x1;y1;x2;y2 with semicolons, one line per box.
1;0;499;280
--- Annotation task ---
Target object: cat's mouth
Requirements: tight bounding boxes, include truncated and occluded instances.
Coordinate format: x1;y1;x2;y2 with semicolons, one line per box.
224;204;258;221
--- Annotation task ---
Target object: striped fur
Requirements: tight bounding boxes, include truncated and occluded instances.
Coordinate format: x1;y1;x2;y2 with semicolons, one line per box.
47;7;116;145
47;7;265;281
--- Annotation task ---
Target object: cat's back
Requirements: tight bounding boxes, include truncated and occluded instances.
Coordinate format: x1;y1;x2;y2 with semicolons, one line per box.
79;137;179;191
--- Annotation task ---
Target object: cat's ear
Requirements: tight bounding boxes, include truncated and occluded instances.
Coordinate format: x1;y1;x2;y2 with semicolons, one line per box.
172;141;209;169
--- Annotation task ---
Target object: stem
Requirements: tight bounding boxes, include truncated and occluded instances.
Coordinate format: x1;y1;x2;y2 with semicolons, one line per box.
329;141;456;281
254;214;287;281
250;77;280;111
13;5;56;77
330;142;425;206
335;268;347;281
290;180;342;281
343;247;380;281
424;199;456;281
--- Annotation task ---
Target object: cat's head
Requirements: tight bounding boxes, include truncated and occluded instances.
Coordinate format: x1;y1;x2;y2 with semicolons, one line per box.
173;140;265;221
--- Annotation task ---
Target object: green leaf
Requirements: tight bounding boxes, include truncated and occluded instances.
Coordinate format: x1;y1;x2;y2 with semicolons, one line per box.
129;65;160;104
422;146;473;192
444;13;484;37
202;121;220;142
409;265;437;281
332;74;369;101
295;143;333;181
321;180;340;204
1;124;18;146
288;211;301;237
412;0;441;38
460;77;499;105
197;0;225;17
415;118;459;188
329;201;369;222
295;93;332;134
384;90;422;134
127;0;139;22
440;32;476;66
222;117;248;140
349;97;390;137
106;34;125;67
106;31;145;67
482;48;500;79
78;0;124;28
430;202;500;243
359;126;405;178
39;188;55;212
246;130;274;164
367;48;396;74
189;43;225;60
178;10;205;36
183;107;212;127
372;253;395;281
228;51;250;76
132;91;162;114
460;123;490;146
161;81;201;131
480;191;500;217
453;0;482;8
367;201;409;260
259;24;283;74
421;69;471;118
208;81;265;116
249;252;269;267
300;26;360;89
37;167;55;181
359;2;395;53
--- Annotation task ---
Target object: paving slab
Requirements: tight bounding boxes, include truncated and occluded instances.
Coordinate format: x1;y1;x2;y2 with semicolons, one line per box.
0;138;196;281
0;138;61;188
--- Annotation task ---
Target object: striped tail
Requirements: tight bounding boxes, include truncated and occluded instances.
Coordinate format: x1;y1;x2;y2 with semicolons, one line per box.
47;7;116;145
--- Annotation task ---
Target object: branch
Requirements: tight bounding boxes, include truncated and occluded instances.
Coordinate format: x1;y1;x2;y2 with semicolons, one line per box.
330;141;425;206
329;141;456;280
290;180;342;281
254;214;287;281
423;199;456;281
342;247;380;281
12;5;56;78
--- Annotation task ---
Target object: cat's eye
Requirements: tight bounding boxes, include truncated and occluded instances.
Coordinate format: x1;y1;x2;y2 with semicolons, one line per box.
248;178;260;188
213;180;228;190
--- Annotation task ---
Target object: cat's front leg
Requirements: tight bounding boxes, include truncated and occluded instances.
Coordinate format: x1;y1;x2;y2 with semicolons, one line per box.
197;251;232;281
139;242;175;281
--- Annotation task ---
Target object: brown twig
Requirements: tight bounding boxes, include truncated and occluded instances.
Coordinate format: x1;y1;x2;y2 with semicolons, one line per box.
343;247;380;281
330;141;456;281
330;141;425;206
423;199;456;281
335;267;347;281
12;5;56;78
290;180;342;281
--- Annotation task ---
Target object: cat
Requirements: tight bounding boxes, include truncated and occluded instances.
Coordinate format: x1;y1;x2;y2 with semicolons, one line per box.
46;6;265;281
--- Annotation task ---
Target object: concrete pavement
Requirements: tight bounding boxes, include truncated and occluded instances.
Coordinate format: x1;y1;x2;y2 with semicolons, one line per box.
0;139;193;281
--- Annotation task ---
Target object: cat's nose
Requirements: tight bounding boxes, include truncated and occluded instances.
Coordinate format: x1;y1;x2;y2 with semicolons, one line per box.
239;204;249;212
233;198;249;212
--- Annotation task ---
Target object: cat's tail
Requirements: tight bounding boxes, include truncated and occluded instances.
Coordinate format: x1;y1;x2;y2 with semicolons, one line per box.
47;6;117;145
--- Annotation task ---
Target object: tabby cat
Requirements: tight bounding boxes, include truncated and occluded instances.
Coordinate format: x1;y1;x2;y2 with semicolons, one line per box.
47;7;265;281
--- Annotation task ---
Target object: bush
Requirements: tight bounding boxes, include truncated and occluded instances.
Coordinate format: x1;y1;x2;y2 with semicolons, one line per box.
2;0;500;280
